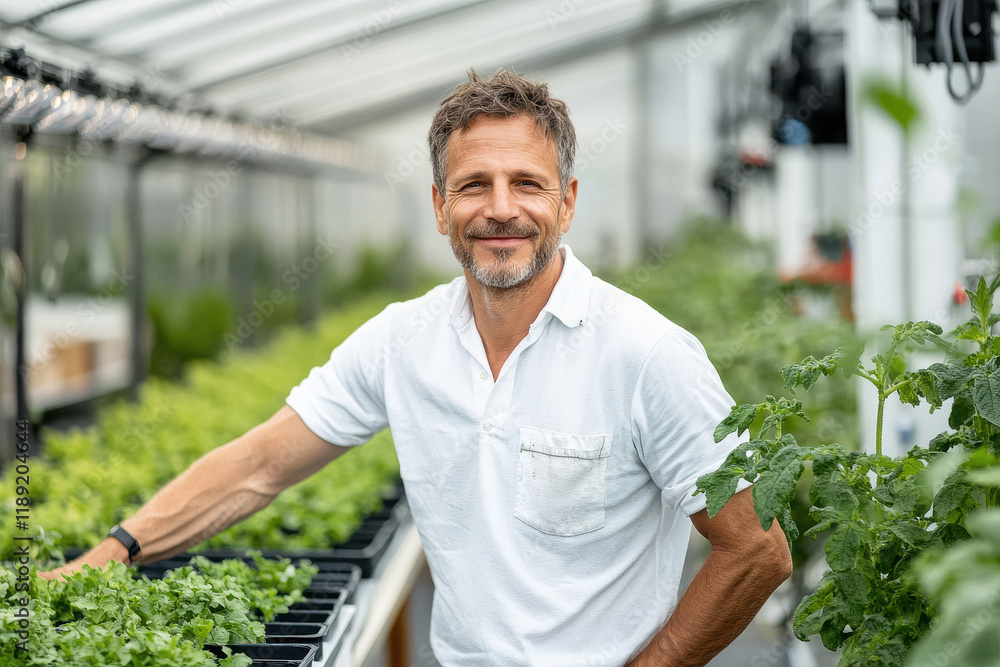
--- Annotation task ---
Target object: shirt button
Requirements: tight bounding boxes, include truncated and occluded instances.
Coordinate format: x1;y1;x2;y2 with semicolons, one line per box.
479;372;487;381
483;423;492;432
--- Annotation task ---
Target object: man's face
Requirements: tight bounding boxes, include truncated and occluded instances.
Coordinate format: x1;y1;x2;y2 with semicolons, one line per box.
432;114;577;289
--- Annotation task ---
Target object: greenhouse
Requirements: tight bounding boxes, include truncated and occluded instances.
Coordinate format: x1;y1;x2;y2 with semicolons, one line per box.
1;0;999;666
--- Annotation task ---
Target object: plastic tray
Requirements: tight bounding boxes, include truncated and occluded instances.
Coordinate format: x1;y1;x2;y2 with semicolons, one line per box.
193;493;409;577
264;622;327;660
205;643;317;666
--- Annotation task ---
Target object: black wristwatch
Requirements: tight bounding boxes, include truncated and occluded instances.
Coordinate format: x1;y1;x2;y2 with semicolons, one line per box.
108;525;141;564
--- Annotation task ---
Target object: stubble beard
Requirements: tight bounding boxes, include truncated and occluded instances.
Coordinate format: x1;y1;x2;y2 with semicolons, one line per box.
449;220;562;290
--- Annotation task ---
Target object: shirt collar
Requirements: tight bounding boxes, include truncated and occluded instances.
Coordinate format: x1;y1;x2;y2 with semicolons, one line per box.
449;244;592;330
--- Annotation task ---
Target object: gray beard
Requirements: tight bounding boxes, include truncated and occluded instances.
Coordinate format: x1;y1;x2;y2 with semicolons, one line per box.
451;224;561;289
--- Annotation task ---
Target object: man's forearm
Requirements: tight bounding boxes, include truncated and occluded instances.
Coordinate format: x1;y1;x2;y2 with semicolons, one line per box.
626;487;792;667
118;436;278;563
628;535;790;666
40;406;344;577
42;437;276;577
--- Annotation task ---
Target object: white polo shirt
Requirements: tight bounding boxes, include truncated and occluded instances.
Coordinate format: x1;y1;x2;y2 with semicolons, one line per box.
287;245;745;666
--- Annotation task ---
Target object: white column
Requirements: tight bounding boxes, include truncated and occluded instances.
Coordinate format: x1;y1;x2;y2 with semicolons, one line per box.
845;0;961;457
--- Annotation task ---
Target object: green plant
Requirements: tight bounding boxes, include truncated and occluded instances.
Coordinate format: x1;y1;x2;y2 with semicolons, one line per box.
148;289;236;379
0;561;267;666
696;276;1000;665
182;552;318;623
0;294;403;561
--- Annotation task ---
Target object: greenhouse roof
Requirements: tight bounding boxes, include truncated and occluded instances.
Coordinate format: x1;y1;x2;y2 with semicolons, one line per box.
0;0;724;136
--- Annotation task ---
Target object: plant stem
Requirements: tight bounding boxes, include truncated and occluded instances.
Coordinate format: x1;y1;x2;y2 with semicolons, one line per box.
885;380;911;396
875;391;886;484
855;368;879;386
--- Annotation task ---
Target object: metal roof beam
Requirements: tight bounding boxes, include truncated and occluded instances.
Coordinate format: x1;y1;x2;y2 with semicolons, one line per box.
17;0;102;27
188;0;499;94
305;0;769;135
69;0;217;45
0;17;151;74
116;0;352;61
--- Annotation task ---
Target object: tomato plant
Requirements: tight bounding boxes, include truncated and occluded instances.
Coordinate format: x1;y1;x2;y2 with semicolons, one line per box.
697;276;1000;665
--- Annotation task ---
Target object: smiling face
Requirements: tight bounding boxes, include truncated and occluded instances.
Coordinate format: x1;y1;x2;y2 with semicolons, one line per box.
432;114;577;290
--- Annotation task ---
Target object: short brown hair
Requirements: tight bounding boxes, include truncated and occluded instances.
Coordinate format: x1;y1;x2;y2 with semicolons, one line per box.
428;68;577;195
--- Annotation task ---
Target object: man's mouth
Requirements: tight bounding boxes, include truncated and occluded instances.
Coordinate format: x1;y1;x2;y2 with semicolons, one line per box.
473;236;529;248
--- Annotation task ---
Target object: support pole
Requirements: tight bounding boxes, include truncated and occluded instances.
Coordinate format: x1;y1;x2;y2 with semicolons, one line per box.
12;137;28;425
631;41;653;251
299;176;319;327
126;151;152;401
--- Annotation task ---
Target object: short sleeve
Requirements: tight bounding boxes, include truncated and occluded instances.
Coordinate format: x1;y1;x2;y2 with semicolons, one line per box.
285;304;397;446
631;329;749;516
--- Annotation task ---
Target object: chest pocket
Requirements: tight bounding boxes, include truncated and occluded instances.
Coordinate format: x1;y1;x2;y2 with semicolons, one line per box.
514;426;611;537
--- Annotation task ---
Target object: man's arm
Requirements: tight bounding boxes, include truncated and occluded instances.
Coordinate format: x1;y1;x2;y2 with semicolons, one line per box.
39;406;347;579
627;487;793;667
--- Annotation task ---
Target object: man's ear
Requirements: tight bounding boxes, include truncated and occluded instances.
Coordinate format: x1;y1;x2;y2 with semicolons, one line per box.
559;177;578;233
432;182;448;235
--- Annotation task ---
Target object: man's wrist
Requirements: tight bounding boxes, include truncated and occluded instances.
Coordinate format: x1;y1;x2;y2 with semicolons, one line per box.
107;524;142;564
94;535;133;566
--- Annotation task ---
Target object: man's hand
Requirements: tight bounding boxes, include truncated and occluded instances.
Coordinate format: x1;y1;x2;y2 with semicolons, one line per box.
37;537;130;580
626;487;792;666
38;406;346;579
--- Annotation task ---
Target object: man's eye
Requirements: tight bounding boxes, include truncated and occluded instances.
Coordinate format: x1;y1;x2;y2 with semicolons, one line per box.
518;180;540;188
461;182;483;190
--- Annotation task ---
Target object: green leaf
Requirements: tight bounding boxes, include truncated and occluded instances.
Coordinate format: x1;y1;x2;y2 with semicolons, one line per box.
887;521;934;549
825;522;864;571
792;573;835;640
926;362;974;400
695;466;742;518
780;355;827;392
820;618;850;651
971;368;1000;426
969;275;993;323
949;392;977;429
933;470;977;521
713;402;761;443
809;472;858;520
862;78;920;133
834;568;872;627
752;444;805;532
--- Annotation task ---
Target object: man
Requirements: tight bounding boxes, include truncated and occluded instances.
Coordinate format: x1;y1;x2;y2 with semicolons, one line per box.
45;69;791;666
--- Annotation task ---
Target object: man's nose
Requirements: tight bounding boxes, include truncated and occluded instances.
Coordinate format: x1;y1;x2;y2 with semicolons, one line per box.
483;184;517;222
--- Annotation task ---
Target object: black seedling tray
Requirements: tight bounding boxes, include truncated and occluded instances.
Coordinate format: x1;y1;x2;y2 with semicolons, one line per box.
205;643;317;666
66;482;407;579
139;558;361;603
271;610;335;627
264;622;327;660
192;492;409;578
133;557;356;656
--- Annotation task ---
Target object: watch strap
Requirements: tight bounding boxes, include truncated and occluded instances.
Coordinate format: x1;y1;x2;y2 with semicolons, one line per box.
108;524;141;564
